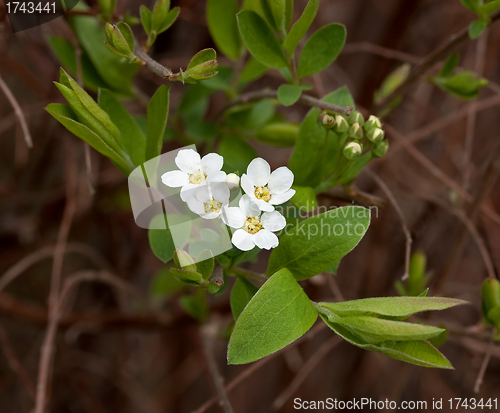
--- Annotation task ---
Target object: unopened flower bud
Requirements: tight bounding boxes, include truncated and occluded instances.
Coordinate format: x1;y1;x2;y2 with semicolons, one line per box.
372;140;389;158
348;122;363;140
482;278;500;327
343;141;362;160
349;110;365;126
364;115;382;132
366;127;385;143
226;173;240;190
173;248;197;271
104;22;135;59
319;111;335;129
333;115;349;133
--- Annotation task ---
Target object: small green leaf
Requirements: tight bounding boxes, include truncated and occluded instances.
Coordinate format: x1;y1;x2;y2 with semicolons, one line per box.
469;19;488;39
432;71;488;99
179;289;208;321
116;22;135;52
331;315;445;344
283;0;319;55
478;0;500;15
277;84;303;106
460;0;479;13
207;0;242;61
227;268;317;364
290;186;318;211
152;0;171;32
320;315;453;369
374;63;411;105
150;267;185;299
186;48;218;80
170;267;203;285
236;10;288;69
255;122;299;147
146;85;170;161
439;53;459;77
266;206;370;280
230;277;259;320
264;0;287;33
316;296;467;319
148;214;176;263
98;89;146;167
298;23;346;78
140;5;152;34
197;249;215;280
158;7;180;33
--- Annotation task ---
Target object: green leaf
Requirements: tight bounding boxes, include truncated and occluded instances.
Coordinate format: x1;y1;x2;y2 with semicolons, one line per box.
469;19;488;39
225;98;276;130
116;22;134;52
316;296;467;319
298;23;346;78
148;214;176;263
157;7;180;33
290;186;318;211
196;250;215;280
374;63;411;105
277;84;303;106
230;277;259;320
255;122;298;147
460;0;479;13
150;267;185;299
239;57;268;82
98;89;146;167
140;5;152;33
289;87;355;185
237;10;288;69
264;0;287;33
228;268;317;364
320;315;453;369
283;0;319;55
218;136;257;173
267;206;370;280
186;48;218;80
170;267;203;285
330;315;445;344
146;85;170;161
45;103;130;174
432;71;488;99
152;0;171;32
179;289;208;321
478;0;500;15
439;53;459;78
207;0;242;61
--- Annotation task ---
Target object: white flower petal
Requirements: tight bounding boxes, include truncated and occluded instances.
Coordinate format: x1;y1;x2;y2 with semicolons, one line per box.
239;194;262;217
268;167;294;194
161;170;189;187
201;211;220;220
195;185;211;203
221;207;246;228
247;158;270;187
232;229;255;251
253;198;274;212
201;153;224;175
180;183;203;201
240;174;256;198
211;183;230;204
252;230;279;250
261;211;286;232
269;189;296;205
207;170;227;183
175;149;201;174
186;197;205;215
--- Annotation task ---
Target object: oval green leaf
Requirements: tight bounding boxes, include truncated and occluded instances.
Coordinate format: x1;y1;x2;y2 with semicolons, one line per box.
283;0;319;55
207;0;242;61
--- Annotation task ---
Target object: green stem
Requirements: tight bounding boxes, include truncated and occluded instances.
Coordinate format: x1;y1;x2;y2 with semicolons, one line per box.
230;267;267;283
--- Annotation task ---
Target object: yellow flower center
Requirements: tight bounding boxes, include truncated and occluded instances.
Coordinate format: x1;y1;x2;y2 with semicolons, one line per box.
254;186;271;202
189;170;206;184
204;199;222;214
244;217;262;234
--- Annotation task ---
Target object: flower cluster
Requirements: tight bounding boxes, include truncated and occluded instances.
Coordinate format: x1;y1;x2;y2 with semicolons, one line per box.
161;149;294;251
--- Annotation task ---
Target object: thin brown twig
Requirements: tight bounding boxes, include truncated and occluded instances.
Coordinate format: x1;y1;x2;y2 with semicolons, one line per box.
0;73;33;148
365;168;413;280
135;46;174;78
0;322;36;400
200;321;234;413
374;10;500;112
34;142;77;413
343;42;422;64
273;336;342;410
192;323;327;413
474;336;494;393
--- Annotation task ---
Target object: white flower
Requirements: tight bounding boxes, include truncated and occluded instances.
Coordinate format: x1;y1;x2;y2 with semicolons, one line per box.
240;158;295;212
186;183;230;219
221;195;286;251
225;173;240;190
161;149;226;201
